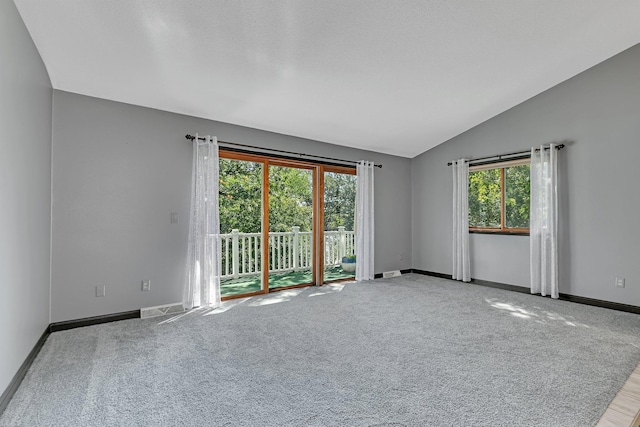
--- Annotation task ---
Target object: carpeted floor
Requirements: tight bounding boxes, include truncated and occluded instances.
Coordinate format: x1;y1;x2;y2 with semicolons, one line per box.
2;274;640;426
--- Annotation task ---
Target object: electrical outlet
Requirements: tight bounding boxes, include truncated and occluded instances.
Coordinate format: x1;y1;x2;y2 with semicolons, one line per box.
170;213;178;224
616;277;625;288
142;280;151;291
96;285;106;297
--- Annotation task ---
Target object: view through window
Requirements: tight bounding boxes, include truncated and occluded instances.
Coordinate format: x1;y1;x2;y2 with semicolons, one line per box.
323;170;357;282
468;160;530;232
218;153;358;299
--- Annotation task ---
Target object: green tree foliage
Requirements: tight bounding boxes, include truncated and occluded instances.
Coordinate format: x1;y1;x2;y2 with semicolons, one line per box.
323;172;356;231
268;166;313;232
505;165;530;228
468;165;530;229
468;169;501;227
219;159;357;234
219;159;263;234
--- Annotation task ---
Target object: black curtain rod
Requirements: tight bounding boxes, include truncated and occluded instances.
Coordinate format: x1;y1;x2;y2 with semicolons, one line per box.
447;144;565;167
185;134;382;168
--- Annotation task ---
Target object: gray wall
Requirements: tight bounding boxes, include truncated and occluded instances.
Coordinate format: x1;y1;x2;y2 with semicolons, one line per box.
0;0;52;395
412;43;640;307
51;91;412;322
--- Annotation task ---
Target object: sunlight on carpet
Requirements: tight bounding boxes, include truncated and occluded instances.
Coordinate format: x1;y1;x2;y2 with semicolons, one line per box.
2;274;639;427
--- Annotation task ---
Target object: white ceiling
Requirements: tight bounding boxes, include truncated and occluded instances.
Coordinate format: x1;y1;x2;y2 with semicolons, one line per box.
14;1;640;158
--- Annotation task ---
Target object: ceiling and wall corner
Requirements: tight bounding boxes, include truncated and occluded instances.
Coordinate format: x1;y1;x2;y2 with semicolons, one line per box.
2;1;640;410
0;0;53;400
13;0;640;158
5;0;640;321
48;90;412;322
411;42;640;307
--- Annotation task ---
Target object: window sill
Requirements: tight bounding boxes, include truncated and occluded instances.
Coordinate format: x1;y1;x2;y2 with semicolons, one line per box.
469;229;529;236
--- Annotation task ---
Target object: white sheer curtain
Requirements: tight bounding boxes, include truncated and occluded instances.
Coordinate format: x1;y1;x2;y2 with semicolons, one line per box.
530;144;559;298
452;159;471;282
183;134;221;310
356;160;375;281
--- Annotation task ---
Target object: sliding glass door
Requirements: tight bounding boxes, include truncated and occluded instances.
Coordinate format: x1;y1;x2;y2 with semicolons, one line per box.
267;163;315;289
322;168;357;283
218;156;264;298
218;151;355;300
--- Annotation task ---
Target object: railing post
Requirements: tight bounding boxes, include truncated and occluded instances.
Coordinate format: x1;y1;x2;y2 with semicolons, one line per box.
232;229;239;279
338;226;346;261
292;226;300;271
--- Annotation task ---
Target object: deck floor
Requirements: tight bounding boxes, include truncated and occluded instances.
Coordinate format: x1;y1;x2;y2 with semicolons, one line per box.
220;266;355;297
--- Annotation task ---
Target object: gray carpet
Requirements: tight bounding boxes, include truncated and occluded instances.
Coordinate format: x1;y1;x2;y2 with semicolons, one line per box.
2;274;640;426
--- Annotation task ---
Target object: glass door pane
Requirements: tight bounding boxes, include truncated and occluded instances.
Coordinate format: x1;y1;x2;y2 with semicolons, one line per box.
323;171;357;282
268;165;314;289
218;157;264;297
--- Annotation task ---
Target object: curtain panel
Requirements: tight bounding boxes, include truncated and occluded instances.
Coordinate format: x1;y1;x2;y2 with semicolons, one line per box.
530;144;559;298
356;160;375;281
452;159;471;282
183;134;221;309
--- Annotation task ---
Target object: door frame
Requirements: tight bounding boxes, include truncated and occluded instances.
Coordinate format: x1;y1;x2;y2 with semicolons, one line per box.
263;158;319;293
318;165;357;285
220;150;355;300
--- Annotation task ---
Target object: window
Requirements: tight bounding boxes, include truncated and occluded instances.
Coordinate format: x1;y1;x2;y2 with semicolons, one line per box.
217;150;358;300
468;159;530;234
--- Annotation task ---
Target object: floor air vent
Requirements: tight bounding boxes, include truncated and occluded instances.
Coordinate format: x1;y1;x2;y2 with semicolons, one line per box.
141;303;185;319
383;270;402;279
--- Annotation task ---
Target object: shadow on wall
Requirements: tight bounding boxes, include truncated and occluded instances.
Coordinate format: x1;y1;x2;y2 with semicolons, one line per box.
557;141;572;296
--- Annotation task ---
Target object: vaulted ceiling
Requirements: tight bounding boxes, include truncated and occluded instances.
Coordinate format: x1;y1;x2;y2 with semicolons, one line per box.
14;0;640;157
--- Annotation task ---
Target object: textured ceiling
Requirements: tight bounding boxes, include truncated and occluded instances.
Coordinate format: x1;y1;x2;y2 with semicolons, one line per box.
14;0;640;158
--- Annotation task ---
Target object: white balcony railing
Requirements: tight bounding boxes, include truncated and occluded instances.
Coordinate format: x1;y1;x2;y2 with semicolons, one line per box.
217;226;355;279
